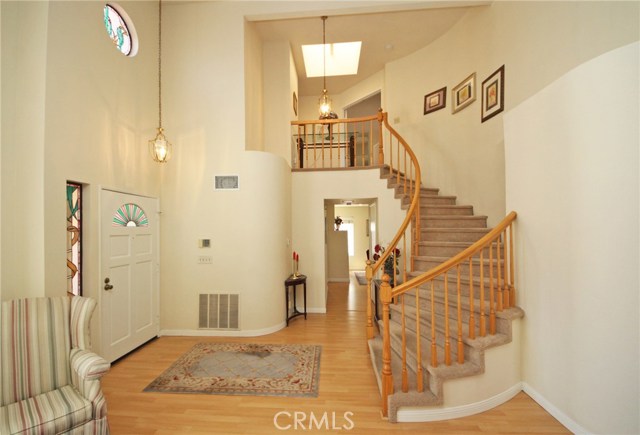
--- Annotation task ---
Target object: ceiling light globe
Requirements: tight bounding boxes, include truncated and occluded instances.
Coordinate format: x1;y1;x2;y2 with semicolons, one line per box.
318;90;332;117
149;128;172;163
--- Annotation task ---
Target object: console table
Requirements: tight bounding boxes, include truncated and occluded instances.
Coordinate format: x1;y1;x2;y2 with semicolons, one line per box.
285;274;307;326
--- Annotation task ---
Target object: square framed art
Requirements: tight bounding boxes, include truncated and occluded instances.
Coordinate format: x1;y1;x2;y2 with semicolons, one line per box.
424;87;447;115
452;73;476;114
481;65;505;122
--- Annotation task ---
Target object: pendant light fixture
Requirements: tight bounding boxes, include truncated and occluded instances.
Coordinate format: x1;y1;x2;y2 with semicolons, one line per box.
149;0;172;163
318;16;335;120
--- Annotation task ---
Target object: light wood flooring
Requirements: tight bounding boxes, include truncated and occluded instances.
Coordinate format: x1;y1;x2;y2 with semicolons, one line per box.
101;274;569;434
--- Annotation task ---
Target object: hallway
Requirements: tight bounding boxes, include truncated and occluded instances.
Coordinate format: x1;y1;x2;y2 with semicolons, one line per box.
101;273;568;434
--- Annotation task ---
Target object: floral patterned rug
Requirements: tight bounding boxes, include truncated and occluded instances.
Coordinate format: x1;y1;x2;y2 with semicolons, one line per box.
144;342;322;397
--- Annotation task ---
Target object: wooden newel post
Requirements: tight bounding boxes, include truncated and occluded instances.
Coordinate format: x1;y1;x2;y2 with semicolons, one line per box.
380;274;394;418
365;260;374;344
377;108;385;166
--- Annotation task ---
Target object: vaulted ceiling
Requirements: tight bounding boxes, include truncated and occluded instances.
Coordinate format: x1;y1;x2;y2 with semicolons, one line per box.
252;3;486;97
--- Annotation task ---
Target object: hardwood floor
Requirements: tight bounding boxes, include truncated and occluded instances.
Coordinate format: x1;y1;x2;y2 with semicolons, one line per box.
101;274;569;434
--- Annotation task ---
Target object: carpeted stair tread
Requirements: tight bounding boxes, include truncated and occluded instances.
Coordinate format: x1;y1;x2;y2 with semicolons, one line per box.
422;205;474;216
423;215;488;229
417;241;501;257
421;227;491;242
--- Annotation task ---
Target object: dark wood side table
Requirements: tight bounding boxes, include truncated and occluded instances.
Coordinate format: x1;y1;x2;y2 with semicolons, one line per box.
285;274;307;326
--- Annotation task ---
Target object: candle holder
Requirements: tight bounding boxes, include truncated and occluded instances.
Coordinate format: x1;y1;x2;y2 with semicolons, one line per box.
292;252;300;277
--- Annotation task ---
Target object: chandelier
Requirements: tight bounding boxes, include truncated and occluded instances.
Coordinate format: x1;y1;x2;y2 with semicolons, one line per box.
149;0;172;163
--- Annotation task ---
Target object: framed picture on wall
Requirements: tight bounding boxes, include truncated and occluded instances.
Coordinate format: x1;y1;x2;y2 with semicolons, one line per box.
481;65;505;122
293;92;298;116
423;87;447;115
452;73;476;114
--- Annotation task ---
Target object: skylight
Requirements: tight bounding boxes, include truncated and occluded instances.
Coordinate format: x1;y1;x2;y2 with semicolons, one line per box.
302;42;362;78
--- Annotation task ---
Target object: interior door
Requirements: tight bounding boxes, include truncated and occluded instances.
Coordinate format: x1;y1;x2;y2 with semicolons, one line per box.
100;189;159;362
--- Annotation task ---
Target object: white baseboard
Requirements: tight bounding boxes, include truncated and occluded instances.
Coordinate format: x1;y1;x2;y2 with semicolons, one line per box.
160;322;285;338
396;383;522;422
304;307;326;314
522;382;590;434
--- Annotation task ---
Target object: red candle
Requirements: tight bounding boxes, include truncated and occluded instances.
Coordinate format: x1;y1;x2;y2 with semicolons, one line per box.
293;251;296;260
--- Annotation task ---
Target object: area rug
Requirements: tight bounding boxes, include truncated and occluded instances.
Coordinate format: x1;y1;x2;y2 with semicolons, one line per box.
354;271;367;285
144;342;322;397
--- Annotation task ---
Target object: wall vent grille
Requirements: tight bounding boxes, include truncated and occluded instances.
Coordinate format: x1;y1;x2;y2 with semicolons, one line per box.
214;175;240;190
198;294;239;329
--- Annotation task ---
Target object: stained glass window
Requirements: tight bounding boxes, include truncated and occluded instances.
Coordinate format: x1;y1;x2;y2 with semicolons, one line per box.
113;203;149;227
103;4;136;56
67;182;82;296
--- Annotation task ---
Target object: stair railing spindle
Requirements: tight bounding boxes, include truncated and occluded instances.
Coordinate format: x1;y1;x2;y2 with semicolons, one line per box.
380;275;394;418
360;121;365;167
456;265;464;364
377;110;384;165
430;280;438;367
365;260;374;343
415;282;424;392
479;249;486;337
468;256;476;339
497;233;503;312
401;294;408;393
444;272;451;366
509;223;516;306
501;230;510;308
489;241;496;334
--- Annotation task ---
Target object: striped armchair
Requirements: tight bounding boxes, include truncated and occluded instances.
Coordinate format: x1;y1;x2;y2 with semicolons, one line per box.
0;296;110;434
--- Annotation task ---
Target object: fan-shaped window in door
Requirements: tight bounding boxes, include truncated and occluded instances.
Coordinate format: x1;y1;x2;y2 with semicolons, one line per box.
113;203;149;227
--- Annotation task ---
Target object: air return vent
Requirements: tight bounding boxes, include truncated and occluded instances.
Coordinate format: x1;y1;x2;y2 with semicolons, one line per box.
199;294;239;330
214;175;239;190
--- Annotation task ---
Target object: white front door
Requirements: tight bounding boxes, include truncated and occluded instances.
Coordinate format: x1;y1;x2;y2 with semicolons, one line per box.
100;189;159;362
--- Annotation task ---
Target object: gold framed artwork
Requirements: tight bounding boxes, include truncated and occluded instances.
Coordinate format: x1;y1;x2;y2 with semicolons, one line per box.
481;65;505;122
423;87;447;115
452;73;476;114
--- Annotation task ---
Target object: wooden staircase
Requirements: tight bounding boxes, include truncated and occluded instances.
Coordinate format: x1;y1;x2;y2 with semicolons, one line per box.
368;166;523;422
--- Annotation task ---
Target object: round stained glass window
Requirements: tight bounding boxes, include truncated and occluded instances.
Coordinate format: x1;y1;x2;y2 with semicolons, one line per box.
103;3;138;57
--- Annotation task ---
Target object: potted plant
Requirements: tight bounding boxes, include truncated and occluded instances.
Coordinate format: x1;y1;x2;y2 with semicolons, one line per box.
334;216;343;231
373;244;401;287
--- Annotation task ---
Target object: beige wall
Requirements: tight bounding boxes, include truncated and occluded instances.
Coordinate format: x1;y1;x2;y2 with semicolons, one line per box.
292;169;404;311
2;1;161;305
335;204;371;270
326;229;349;282
263;40;296;164
1;1;48;299
505;42;639;434
244;20;264;152
160;2;293;335
385;1;640;226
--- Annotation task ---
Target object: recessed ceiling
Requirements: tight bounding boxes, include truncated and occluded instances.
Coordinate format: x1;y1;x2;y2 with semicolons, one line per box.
253;5;482;97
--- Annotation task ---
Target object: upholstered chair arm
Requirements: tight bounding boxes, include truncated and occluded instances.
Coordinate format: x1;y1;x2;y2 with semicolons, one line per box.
71;348;110;382
70;348;110;422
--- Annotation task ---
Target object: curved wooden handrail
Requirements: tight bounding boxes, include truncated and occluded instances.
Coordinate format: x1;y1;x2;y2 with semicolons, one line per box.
291;113;379;126
390;211;518;299
368;112;422;276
